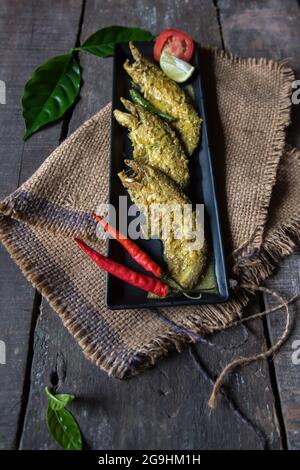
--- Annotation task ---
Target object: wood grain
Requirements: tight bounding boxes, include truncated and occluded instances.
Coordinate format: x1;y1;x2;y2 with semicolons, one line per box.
218;0;300;449
263;248;300;449
0;0;83;449
20;300;282;450
19;0;282;450
218;0;300;147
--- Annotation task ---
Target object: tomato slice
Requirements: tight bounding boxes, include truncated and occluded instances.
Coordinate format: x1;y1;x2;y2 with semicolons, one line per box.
153;29;194;62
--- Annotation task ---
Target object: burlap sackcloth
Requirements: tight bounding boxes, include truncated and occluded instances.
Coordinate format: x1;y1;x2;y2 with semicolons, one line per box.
1;47;300;395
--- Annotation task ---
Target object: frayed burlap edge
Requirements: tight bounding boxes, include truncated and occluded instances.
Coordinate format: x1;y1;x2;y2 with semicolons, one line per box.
124;213;300;379
1;207;299;379
0;216;134;379
204;46;295;257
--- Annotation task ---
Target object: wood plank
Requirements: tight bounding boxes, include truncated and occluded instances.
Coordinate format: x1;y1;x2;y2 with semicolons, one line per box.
217;0;300;449
218;0;300;147
19;0;283;449
20;300;281;450
0;0;83;449
263;248;300;449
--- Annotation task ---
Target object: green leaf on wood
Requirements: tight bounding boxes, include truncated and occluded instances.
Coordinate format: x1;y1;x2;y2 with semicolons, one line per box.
47;405;82;450
22;52;81;140
45;387;75;411
77;25;154;57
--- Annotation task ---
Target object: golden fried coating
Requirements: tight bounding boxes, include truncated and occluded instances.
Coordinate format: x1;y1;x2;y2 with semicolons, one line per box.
119;161;207;290
114;98;189;188
124;42;202;156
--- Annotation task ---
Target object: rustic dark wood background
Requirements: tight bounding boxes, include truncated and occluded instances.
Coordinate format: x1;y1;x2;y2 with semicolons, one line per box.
0;0;299;450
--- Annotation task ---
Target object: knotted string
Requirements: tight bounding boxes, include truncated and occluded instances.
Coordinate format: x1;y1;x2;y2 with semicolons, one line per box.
208;284;300;409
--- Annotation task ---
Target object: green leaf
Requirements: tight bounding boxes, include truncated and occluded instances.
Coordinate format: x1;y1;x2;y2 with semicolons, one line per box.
77;25;154;57
22;52;81;140
47;405;82;450
45;387;75;411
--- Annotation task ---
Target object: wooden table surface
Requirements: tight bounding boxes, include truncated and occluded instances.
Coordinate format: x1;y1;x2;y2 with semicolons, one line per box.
0;0;300;450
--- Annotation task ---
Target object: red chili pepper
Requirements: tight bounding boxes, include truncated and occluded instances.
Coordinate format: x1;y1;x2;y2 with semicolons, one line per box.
93;213;162;278
75;238;169;297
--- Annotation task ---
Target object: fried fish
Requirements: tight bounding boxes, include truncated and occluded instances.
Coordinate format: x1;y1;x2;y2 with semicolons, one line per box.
114;98;189;188
119;161;207;290
124;42;201;156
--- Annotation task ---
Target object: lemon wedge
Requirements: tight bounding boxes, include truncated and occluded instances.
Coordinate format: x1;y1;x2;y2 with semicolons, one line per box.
159;51;195;83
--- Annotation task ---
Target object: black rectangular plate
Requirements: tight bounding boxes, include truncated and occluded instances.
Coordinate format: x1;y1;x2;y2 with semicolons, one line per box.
106;42;229;309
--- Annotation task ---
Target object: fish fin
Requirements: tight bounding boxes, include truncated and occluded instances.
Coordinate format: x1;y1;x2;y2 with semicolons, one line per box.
120;98;139;117
129;41;142;62
113;109;138;129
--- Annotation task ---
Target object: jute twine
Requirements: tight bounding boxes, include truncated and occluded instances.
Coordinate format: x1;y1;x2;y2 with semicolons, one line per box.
208;285;299;408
